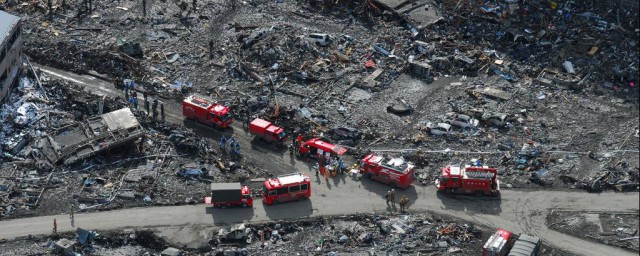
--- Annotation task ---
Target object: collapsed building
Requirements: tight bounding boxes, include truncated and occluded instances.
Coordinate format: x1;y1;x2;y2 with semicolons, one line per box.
0;10;23;103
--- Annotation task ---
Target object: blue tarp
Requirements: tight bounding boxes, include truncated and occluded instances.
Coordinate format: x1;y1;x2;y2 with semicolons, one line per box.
76;228;96;245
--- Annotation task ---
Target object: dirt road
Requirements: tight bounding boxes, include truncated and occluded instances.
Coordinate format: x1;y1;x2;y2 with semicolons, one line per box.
12;65;638;256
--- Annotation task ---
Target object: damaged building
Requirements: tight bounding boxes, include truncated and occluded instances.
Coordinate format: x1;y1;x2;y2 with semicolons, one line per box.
0;10;22;103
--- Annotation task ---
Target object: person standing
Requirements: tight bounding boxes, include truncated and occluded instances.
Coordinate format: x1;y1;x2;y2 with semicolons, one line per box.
69;205;74;220
400;195;408;213
220;135;227;151
160;101;165;121
53;218;57;233
385;190;391;206
152;98;158;119
144;97;150;116
389;189;396;207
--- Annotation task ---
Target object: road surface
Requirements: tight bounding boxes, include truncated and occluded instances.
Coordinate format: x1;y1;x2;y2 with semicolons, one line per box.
4;65;636;256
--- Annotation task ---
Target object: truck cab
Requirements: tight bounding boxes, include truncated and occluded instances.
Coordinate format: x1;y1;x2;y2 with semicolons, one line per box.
359;153;415;189
209;105;233;129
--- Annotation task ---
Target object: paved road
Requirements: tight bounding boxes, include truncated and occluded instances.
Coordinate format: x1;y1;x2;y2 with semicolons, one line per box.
7;65;637;256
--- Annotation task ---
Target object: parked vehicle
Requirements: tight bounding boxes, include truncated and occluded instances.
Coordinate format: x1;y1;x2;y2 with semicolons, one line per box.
426;122;452;136
444;112;479;128
305;33;331;46
482;112;508;127
261;173;311;205
483;228;542;256
508;234;541;256
359;153;415;189
242;29;268;49
249;118;287;146
298;138;346;160
483;228;512;256
182;94;233;129
435;163;500;196
205;182;253;208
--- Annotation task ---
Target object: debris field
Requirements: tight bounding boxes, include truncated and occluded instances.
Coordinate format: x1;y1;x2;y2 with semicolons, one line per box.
0;0;638;255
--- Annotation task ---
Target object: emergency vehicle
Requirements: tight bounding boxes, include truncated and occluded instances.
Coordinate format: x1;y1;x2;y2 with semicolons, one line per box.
261;173;311;205
359;153;415;189
182;94;234;129
298;138;346;160
435;163;500;196
249;118;287;146
204;183;253;208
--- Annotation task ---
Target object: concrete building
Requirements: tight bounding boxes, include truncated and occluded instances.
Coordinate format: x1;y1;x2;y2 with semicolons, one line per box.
0;10;22;103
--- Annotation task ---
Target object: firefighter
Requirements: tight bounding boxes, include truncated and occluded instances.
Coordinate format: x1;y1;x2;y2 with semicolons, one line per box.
296;135;303;155
209;39;214;59
144;97;150;116
220;135;227;151
385;190;391;205
152;98;158;119
53;218;57;233
69;204;74;220
160;101;165;121
400;195;408;213
389;189;396;207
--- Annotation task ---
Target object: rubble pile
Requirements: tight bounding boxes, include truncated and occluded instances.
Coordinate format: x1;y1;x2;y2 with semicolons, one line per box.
548;210;639;252
221;213;485;254
0;0;637;216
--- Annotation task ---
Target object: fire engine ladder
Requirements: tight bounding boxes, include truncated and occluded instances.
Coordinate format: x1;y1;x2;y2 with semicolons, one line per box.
465;171;494;179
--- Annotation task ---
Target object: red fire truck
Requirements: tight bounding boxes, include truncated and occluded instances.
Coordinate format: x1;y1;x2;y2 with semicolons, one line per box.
359;153;415;189
298;138;347;160
435;164;500;196
182;94;234;129
261;173;311;205
249;118;287;146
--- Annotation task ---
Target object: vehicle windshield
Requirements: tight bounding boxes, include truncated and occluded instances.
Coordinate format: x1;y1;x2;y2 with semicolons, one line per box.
218;113;232;121
277;131;287;140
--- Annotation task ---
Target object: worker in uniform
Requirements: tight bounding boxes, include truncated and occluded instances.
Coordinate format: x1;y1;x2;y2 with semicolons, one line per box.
152;98;158;119
400;195;408;213
296;135;303;155
219;135;227;151
385;190;391;206
160;101;165;121
69;204;74;220
389;189;396;207
53;218;57;233
144;97;150;116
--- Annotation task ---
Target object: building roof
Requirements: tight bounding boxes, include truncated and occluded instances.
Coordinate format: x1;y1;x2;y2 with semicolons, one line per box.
0;11;20;46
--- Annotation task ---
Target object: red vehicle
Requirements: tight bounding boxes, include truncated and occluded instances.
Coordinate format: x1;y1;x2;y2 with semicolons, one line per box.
249;118;287;146
261;173;311;205
204;182;253;208
435;163;500;196
359;153;415;189
483;228;512;256
298;138;346;160
182;94;233;129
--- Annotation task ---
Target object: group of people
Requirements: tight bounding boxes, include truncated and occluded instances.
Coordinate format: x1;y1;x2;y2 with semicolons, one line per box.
220;135;241;156
385;189;410;213
121;79;165;121
316;154;346;180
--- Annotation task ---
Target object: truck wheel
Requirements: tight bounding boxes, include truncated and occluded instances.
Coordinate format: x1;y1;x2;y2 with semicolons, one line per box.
364;173;372;179
475;190;484;197
242;203;248;208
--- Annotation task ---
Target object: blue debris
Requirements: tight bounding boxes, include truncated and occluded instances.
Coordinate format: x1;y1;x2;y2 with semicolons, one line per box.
76;228;96;245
